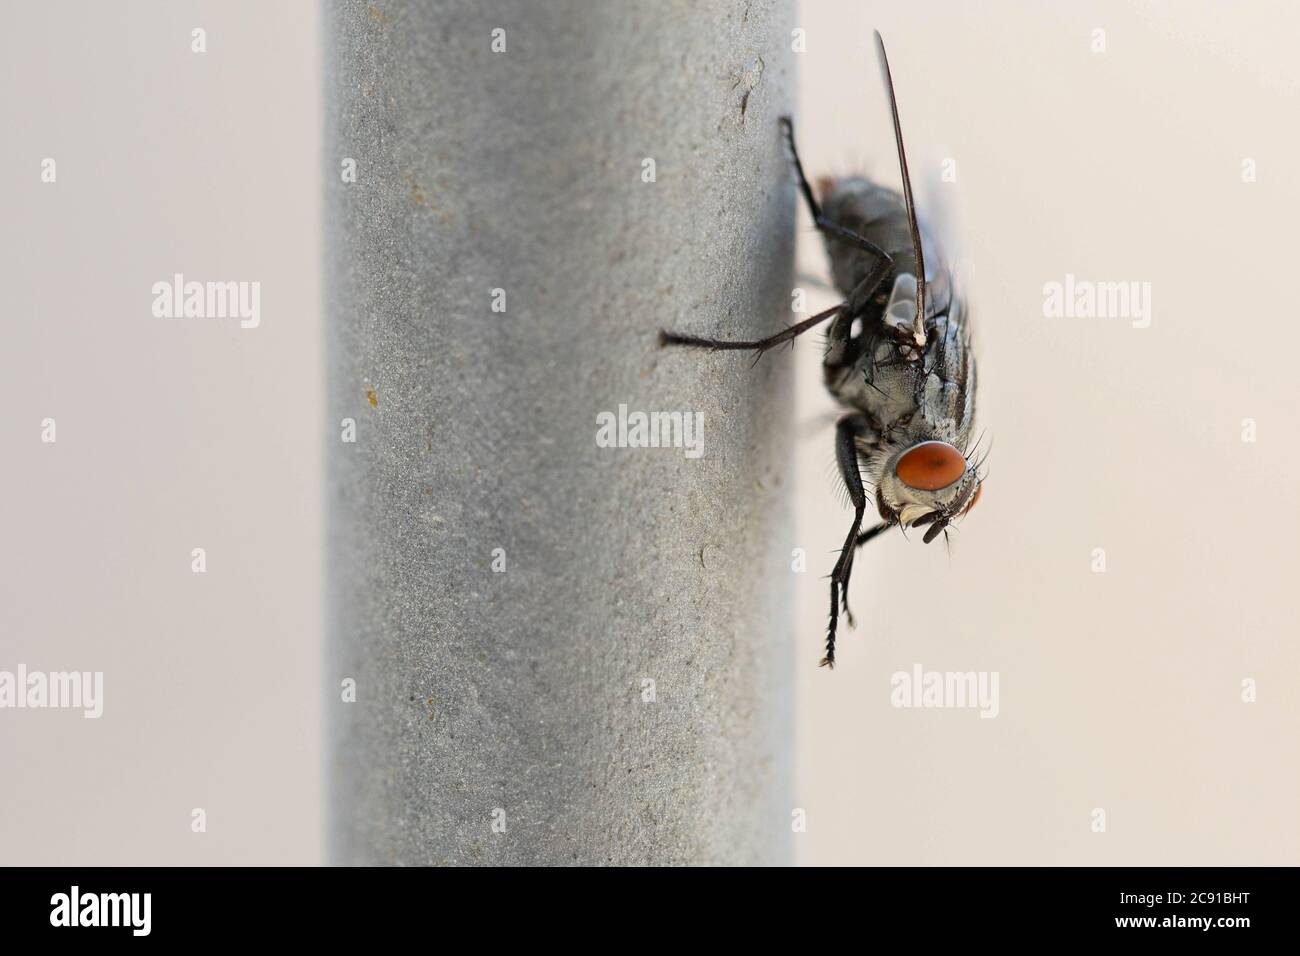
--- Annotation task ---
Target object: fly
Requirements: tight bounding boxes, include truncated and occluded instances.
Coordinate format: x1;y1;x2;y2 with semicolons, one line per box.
659;33;986;669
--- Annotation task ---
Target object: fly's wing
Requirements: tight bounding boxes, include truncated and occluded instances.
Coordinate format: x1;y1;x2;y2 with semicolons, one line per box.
874;31;926;347
917;194;957;322
918;173;975;444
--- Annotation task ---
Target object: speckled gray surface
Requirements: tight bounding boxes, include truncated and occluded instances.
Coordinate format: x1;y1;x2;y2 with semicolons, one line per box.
326;0;795;865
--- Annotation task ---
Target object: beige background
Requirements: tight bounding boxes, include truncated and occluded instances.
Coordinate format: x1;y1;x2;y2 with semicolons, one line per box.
792;0;1300;865
2;1;1297;865
0;2;322;864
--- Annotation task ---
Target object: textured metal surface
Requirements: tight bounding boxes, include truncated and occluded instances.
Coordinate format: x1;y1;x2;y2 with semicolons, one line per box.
325;0;795;865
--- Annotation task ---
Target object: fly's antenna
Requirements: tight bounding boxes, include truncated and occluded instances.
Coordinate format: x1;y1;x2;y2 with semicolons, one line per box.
873;31;926;349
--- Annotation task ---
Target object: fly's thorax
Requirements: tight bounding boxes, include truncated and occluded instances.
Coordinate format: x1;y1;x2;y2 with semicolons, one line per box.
847;339;919;424
871;439;982;539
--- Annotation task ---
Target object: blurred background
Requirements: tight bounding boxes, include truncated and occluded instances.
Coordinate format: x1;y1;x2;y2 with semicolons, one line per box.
792;0;1299;865
2;1;1296;865
0;2;322;864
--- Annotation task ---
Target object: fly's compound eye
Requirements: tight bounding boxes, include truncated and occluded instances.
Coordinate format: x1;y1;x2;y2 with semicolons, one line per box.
895;441;966;491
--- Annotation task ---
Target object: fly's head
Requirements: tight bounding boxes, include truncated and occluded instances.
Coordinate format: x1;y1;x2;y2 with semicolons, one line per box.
874;440;984;543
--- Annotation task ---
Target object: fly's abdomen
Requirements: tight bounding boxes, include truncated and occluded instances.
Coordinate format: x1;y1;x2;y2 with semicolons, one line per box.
820;176;950;319
820;177;913;296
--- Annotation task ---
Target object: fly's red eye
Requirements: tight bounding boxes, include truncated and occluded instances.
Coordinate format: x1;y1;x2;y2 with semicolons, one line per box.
895;441;966;491
961;482;983;515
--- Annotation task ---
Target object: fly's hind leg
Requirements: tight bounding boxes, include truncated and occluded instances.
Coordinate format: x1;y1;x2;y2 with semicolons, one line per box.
780;116;894;267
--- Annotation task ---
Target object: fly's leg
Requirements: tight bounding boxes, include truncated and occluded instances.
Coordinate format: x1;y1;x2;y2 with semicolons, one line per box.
661;117;893;364
779;116;894;267
660;254;884;364
823;415;870;669
781;115;897;369
855;521;892;548
839;519;891;626
823;254;893;369
659;301;843;362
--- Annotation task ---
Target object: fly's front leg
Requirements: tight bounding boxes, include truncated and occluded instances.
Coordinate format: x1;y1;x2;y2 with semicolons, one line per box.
840;518;892;627
856;521;891;548
833;433;894;638
823;414;870;669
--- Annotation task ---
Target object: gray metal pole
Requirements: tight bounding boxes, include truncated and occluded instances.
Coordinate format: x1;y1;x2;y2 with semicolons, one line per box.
326;0;796;865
